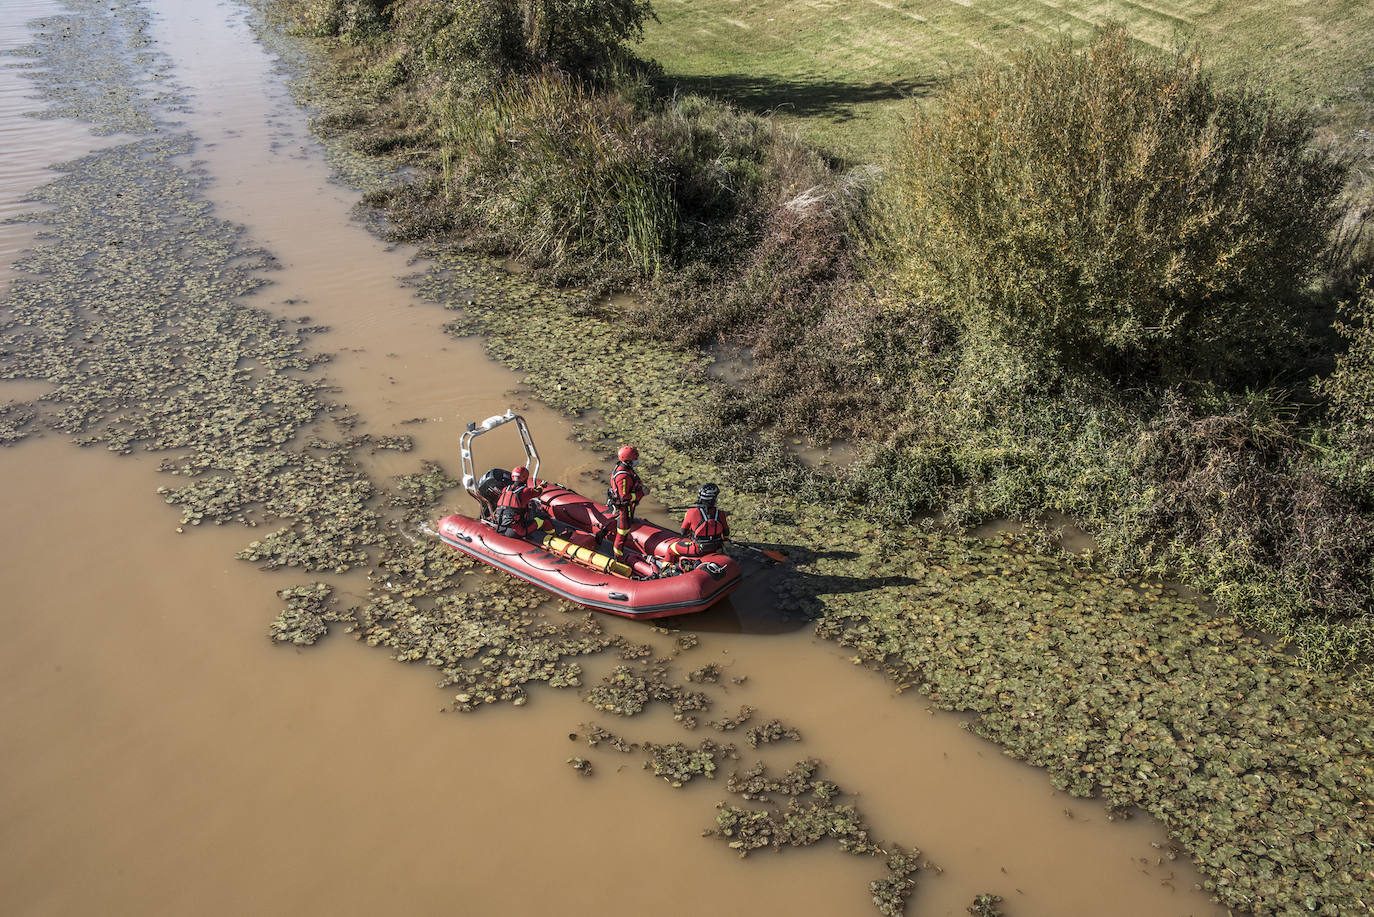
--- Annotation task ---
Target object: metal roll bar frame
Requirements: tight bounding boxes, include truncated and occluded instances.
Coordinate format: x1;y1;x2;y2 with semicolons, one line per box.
460;409;540;502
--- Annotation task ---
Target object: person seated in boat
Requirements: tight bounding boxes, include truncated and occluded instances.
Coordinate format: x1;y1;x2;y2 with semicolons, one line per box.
492;465;552;539
592;445;649;559
665;483;730;567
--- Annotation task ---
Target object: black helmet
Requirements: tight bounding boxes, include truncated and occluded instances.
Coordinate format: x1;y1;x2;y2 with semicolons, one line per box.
698;483;719;505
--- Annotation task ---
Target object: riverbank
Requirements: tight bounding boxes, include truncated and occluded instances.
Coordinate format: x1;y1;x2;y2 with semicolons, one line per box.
245;7;1374;917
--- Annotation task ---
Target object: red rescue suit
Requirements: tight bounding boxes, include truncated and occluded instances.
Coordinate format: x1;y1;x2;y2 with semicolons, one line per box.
667;505;730;562
606;460;646;558
493;481;551;538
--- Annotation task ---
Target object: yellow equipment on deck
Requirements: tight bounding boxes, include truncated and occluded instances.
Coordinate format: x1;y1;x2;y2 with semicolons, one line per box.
540;533;634;578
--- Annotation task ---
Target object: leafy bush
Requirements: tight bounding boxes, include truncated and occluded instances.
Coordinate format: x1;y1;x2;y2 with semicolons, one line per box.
876;26;1349;380
843;26;1373;667
521;0;656;72
390;0;525;81
388;0;653;78
289;0;390;41
433;70;676;278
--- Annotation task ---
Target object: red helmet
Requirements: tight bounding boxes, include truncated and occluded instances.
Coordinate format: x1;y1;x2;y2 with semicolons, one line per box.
617;445;639;463
511;465;529;484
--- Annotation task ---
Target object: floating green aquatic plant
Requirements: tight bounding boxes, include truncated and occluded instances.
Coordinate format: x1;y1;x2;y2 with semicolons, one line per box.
642;739;734;787
709;758;920;916
269;582;350;645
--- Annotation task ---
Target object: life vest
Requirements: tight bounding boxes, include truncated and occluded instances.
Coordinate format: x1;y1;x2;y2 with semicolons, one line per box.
494;482;535;535
607;461;642;510
687;505;726;553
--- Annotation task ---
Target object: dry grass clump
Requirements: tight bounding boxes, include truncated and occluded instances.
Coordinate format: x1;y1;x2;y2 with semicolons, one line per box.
432;70;676;278
1121;389;1374;665
382;75;836;287
1317;285;1374;497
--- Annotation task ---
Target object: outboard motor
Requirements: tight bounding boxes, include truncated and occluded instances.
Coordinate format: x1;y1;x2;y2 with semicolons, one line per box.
475;468;513;521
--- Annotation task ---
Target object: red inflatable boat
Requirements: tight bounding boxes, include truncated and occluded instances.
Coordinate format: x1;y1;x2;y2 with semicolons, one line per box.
437;411;741;619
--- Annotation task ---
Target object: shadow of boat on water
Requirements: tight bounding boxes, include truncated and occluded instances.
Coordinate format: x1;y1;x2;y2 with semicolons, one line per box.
689;545;921;635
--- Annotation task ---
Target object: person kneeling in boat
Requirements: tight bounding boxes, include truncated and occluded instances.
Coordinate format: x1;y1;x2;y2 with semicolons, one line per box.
666;483;730;569
492;465;552;539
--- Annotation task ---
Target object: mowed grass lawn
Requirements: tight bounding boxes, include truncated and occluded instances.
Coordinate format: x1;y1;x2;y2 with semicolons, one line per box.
636;0;1374;164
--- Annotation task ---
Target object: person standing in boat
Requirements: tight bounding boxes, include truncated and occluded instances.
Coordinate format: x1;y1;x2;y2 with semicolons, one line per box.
666;483;730;566
595;445;649;559
493;465;552;539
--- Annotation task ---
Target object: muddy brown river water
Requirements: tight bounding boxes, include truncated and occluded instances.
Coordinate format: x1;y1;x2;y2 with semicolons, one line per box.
0;2;1229;914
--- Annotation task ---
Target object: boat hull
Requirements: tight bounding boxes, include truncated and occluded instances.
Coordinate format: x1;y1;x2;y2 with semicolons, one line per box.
437;494;741;618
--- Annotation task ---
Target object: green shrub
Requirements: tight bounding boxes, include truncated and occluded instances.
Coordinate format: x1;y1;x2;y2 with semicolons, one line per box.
522;0;656;72
390;0;524;82
434;70;676;278
287;0;657;84
289;0;391;41
876;26;1349;380
386;0;653;80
